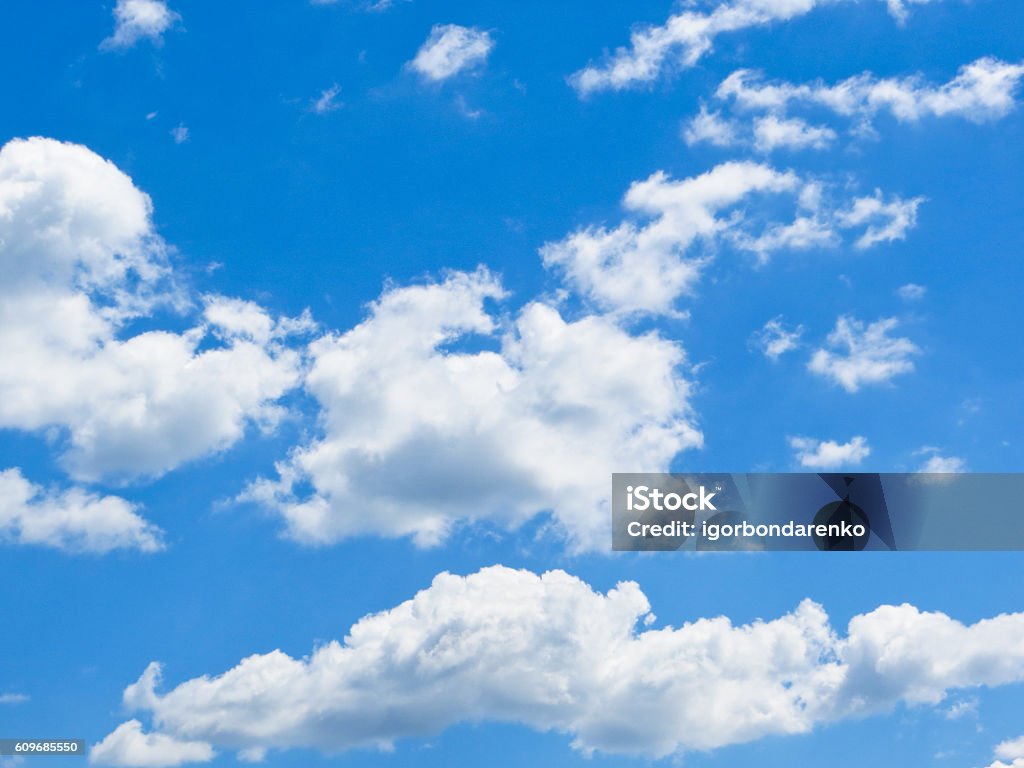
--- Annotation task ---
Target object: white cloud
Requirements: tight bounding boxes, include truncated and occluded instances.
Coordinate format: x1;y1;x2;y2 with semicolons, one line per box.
983;736;1024;768
836;190;924;249
0;693;29;704
789;435;871;468
942;696;977;719
541;162;920;315
0;468;162;554
716;58;1024;124
101;0;180;50
311;84;343;114
169;124;188;144
99;565;1024;764
897;283;927;301
311;0;407;10
684;112;838;154
409;24;494;81
997;737;1024;762
570;0;945;95
684;58;1024;154
242;269;700;552
753;316;804;360
809;316;919;392
541;162;801;315
753;115;837;152
682;106;740;147
738;211;838;255
0;137;303;482
918;453;967;473
90;720;214;768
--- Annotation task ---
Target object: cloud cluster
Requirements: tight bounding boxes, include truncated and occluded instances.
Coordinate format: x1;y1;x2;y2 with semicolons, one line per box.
788;435;871;468
0;468;162;554
0;138;304;484
809;316;919;392
101;0;180;50
686;58;1024;151
243;269;700;551
719;57;1024;123
92;565;1024;765
409;24;494;81
686;110;839;154
570;0;945;95
540;161;923;315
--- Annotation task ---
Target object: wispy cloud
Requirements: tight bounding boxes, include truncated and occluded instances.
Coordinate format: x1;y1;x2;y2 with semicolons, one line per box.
409;24;494;82
897;283;927;301
789;435;871;468
717;58;1024;124
170;124;189;144
809;316;919;392
311;84;343;114
752;317;804;360
542;163;922;315
570;0;948;95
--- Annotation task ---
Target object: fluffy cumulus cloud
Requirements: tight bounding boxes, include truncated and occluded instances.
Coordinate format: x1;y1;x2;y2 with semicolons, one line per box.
809;316;919;392
570;0;945;95
789;435;870;468
94;565;1024;765
0;468;162;553
91;720;214;768
243;269;700;551
0;138;304;484
541;162;922;315
687;58;1024;149
101;0;180;50
987;737;1024;768
409;24;494;81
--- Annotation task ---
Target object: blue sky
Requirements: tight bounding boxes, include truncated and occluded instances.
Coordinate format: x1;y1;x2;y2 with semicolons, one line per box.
0;1;1023;767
